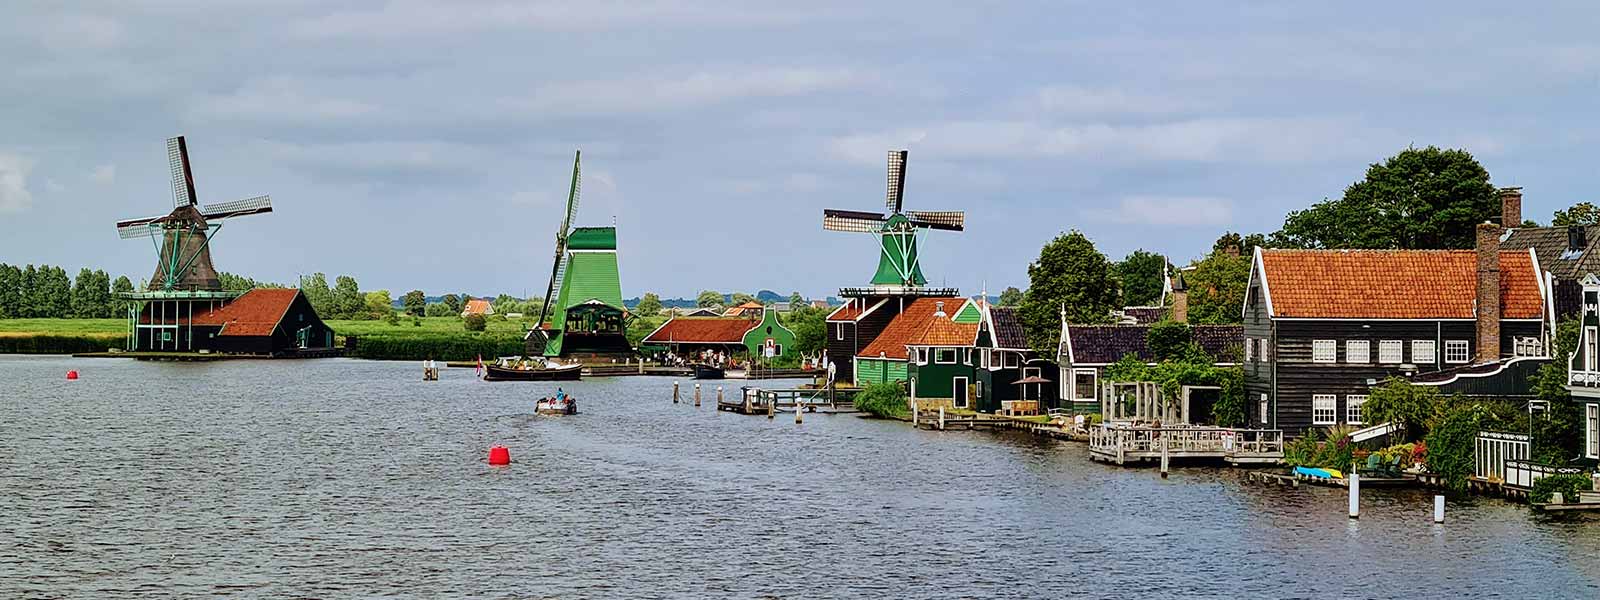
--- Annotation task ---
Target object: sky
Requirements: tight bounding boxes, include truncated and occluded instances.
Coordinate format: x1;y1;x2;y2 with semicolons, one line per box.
3;2;1600;300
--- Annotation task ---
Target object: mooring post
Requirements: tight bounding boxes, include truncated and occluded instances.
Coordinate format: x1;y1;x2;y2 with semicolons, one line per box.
694;383;701;407
767;392;774;419
1160;434;1169;479
1349;473;1361;519
1434;495;1445;523
795;402;803;424
716;386;723;408
673;381;680;404
938;406;945;431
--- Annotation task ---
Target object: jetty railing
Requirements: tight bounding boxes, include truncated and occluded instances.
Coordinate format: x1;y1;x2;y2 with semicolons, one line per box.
1474;431;1530;484
1504;459;1585;490
1088;423;1284;465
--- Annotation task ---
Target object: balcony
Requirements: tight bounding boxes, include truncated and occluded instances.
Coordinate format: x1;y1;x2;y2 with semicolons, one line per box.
1568;369;1600;396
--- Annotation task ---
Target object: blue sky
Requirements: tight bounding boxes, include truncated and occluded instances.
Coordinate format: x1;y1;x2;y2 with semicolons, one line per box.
3;2;1599;299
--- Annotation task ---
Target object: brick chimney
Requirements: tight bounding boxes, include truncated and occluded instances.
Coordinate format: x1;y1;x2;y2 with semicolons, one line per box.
1499;187;1523;228
1475;222;1502;363
1170;270;1189;323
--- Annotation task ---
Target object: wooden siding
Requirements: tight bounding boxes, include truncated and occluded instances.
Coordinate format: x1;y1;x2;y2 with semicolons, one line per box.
828;298;907;384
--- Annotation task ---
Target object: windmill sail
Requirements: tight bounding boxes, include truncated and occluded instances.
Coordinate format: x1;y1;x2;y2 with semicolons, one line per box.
533;150;581;340
200;195;273;220
822;148;965;288
886;149;906;214
169;136;197;208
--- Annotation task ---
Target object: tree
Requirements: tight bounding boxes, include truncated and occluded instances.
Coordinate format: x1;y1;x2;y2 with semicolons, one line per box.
442;293;462;315
782;305;827;356
1019;231;1119;352
1212;232;1266;256
332;276;362;319
788;292;804;308
71;268;113;318
424;302;453;317
730;292;756;306
365;290;394;317
0;263;18;318
1552;202;1600;227
463;313;487;332
1146;321;1193;361
998;286;1024;307
635;293;663;316
696;290;724;308
403;290;426;316
302;273;333;316
36;266;71;317
1185;250;1251;325
1274;146;1498;250
1113;250;1166;307
1364;379;1444;441
1532;319;1583;463
112;275;134;296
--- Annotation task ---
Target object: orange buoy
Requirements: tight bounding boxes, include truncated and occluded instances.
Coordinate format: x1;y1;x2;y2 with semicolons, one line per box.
488;446;511;466
66;370;78;380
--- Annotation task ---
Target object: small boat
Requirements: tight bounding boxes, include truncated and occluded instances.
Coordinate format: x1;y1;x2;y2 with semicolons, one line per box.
691;363;725;380
536;392;578;415
483;357;583;381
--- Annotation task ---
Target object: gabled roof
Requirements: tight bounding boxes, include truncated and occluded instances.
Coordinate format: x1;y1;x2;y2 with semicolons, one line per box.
1502;225;1600;280
1063;324;1243;365
462;298;493;315
723;301;765;317
858;297;966;359
190;288;303;337
988;306;1029;349
642;316;758;344
1118;306;1166;325
827;297;883;322
1255;249;1544;319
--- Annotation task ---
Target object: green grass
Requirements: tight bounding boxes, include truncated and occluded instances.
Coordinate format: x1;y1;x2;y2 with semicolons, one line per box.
0;318;125;335
326;316;534;336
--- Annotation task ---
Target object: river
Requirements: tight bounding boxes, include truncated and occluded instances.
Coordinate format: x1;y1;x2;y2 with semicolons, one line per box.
2;355;1597;598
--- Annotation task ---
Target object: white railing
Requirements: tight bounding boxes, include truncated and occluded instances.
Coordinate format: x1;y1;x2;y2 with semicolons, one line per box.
1474;431;1530;482
1089;424;1284;457
1568;370;1600;387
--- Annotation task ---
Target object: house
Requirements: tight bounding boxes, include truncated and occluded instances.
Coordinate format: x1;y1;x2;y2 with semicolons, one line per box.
679;307;722;317
981;305;1060;412
859;297;973;404
826;296;910;384
641;307;796;359
136;288;333;354
1244;222;1553;436
852;296;964;387
1565;273;1600;460
461;298;494;318
1058;323;1243;414
1500;188;1600;319
723;301;766;317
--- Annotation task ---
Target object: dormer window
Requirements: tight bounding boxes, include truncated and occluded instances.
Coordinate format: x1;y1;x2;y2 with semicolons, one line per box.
935;349;956;364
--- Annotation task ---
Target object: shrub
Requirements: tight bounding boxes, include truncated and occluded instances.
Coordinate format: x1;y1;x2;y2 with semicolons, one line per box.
463;314;487;332
384;312;400;326
854;382;909;419
1424;404;1483;491
347;333;523;361
1531;473;1593;505
1284;429;1321;467
0;334;121;354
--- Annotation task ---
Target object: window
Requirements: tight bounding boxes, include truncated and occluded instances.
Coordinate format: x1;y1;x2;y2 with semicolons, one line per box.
1244;338;1254;362
935;349;956;364
1004;352;1019;368
773;344;783;356
953;376;969;409
1312;340;1337;363
1589;328;1599;371
1444;340;1470;364
1514;337;1544;357
1378;340;1404;364
835;326;844;341
976;380;984;400
1347;395;1367;425
1073;369;1097;401
1259;339;1270;361
1346;340;1369;364
1589;404;1599;459
1312;394;1337;425
1259;393;1269;424
1412;340;1436;365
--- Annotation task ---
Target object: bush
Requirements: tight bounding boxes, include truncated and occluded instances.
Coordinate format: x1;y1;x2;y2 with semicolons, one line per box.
854;382;909;419
463;314;487;332
0;334;121;354
1424;404;1483;491
1531;473;1593;504
384;312;400;326
347;333;523;361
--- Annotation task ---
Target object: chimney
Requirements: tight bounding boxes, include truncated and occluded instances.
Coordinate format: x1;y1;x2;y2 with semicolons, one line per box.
1499;187;1523;228
934;301;947;318
1570;225;1588;253
1170;271;1189;323
1476;221;1502;363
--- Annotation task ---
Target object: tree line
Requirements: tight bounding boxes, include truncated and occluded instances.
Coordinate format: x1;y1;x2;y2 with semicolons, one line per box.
0;263;134;319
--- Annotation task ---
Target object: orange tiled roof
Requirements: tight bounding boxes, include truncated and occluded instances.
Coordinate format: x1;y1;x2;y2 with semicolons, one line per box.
642;317;758;344
462;299;493;315
191;288;302;337
1259;249;1543;319
858;297;965;359
827;298;871;321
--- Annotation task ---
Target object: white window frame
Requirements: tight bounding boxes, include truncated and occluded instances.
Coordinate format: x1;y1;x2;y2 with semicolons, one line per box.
1346;394;1367;425
1073;368;1098;401
1004;352;1019;369
953;376;969;409
1311;339;1337;363
1514;336;1544;357
1244;338;1254;362
1260;339;1270;361
1312;394;1337;425
1378;340;1404;364
976;380;984;400
1412;340;1436;365
835;326;844;341
1346;340;1369;364
1589;403;1599;459
1587;328;1598;372
935;348;956;364
1445;340;1470;364
1259;393;1269;424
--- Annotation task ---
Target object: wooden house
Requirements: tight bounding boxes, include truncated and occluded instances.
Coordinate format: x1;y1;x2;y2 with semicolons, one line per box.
826;296;906;384
1244;223;1554;436
722;301;766;317
1565;273;1600;461
136;288;333;355
854;297;963;388
1058;323;1242;414
641;308;796;359
1500;188;1600;319
461;298;495;318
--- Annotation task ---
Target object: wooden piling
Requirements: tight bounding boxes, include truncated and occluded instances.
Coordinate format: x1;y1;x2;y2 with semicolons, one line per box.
694;383;701;407
1349;473;1360;519
1159;435;1169;478
716;386;723;408
795;403;803;424
938;407;945;431
767;392;774;419
673;381;680;404
1434;495;1444;523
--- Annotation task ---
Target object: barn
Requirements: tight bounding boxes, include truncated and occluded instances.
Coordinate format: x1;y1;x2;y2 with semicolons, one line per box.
135;288;333;355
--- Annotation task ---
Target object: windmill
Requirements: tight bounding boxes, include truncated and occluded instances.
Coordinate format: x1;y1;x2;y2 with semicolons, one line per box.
115;136;272;291
526;151;628;358
528;150;583;354
823;150;964;288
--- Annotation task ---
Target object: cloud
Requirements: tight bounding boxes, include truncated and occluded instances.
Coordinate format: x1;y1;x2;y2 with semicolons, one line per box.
500;67;870;116
1028;85;1197;116
0;154;35;213
291;0;819;38
188;77;382;124
1085;196;1233;227
91;164;115;184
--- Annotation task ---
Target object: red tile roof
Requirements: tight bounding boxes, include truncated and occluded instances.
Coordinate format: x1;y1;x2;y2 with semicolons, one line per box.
642;317;758;344
462;299;493;315
723;301;766;317
858;297;966;359
827;298;873;322
191;288;301;337
1258;249;1544;319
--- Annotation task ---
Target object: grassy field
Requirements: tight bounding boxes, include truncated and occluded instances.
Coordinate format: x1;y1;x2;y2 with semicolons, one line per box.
0;318;125;335
326;316;535;336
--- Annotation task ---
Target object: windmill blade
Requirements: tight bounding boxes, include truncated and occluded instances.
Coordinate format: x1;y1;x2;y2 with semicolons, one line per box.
168;136;197;208
200;195;273;220
116;221;163;239
823;209;887;233
561;149;581;240
907;210;965;231
885;149;907;214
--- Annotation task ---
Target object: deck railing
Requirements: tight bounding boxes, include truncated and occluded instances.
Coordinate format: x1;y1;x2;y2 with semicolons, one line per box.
1568;370;1600;387
1504;459;1586;490
1089;424;1284;459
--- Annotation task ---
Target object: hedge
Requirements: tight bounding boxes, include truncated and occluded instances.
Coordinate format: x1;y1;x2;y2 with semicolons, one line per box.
0;334;121;354
1530;473;1593;505
347;333;525;361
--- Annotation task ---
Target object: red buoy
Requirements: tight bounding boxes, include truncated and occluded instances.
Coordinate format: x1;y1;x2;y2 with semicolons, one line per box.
488;446;511;466
65;370;78;380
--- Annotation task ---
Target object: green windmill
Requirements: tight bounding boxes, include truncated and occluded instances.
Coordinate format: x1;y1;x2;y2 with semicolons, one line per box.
526;150;630;359
823;150;965;288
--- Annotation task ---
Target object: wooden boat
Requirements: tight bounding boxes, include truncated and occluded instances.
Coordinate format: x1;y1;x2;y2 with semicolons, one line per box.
536;394;578;415
692;363;725;380
483;358;583;381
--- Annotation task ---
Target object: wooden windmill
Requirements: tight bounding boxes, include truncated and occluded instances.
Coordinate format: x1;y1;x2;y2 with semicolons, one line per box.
527;150;629;358
823;150;964;288
114;136;272;291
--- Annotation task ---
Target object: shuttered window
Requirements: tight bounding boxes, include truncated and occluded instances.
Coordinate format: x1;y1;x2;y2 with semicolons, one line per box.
1312;394;1337;425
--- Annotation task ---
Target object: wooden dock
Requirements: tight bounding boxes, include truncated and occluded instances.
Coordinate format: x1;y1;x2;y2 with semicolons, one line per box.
719;386;858;415
1088;424;1284;466
1247;471;1415;488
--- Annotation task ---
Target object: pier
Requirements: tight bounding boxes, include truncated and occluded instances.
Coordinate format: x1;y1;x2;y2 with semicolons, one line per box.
1088;423;1284;466
719;386;858;414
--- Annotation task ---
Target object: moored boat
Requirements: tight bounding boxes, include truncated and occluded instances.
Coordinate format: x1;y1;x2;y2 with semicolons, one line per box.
483;357;583;381
692;363;725;380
